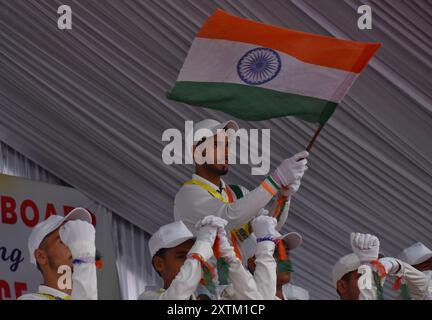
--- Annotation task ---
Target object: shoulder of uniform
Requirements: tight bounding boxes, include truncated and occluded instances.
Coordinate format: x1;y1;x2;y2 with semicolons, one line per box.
177;181;209;193
137;289;164;300
284;284;310;300
175;184;209;202
18;293;48;300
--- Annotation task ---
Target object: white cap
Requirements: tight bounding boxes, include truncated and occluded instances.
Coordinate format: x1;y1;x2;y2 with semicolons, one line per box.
279;231;303;251
28;207;92;265
240;231;303;265
332;253;360;288
397;242;432;265
188;119;239;146
149;221;195;258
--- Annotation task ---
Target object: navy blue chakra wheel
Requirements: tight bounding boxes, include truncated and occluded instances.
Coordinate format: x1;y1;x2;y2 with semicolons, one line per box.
237;47;282;85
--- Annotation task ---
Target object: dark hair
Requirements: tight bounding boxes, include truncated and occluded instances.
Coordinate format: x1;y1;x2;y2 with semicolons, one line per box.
34;235;50;273
336;270;357;297
341;270;356;282
152;248;168;277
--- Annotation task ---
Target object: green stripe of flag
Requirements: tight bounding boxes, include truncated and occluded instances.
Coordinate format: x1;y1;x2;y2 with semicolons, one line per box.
167;81;337;125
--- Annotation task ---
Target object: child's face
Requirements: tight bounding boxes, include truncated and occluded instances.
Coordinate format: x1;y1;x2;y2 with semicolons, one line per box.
155;239;195;288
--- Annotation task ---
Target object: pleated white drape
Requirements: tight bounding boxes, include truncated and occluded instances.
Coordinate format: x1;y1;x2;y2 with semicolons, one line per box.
0;141;65;185
1;0;431;299
112;213;162;300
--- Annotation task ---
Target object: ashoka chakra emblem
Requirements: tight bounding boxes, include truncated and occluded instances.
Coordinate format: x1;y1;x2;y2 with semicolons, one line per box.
237;47;282;85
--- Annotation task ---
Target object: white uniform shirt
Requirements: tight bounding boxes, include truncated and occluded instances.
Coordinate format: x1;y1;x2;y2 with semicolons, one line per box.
174;174;289;233
425;271;432;300
252;241;277;300
358;259;431;300
282;283;310;300
394;259;432;300
219;240;276;300
219;257;263;300
18;285;71;300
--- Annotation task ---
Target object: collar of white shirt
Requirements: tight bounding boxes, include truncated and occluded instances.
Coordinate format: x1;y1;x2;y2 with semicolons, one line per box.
38;285;70;299
191;173;226;193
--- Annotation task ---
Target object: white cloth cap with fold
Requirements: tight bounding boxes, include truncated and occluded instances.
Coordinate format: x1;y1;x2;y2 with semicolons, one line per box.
187;119;239;146
397;242;432;265
149;220;195;258
332;253;361;288
28;207;92;265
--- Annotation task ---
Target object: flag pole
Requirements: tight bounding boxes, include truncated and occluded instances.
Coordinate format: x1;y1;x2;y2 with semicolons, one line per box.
305;124;324;152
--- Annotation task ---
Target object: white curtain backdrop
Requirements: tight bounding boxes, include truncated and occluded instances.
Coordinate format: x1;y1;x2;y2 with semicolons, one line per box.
112;213;162;300
1;0;431;299
0;141;65;185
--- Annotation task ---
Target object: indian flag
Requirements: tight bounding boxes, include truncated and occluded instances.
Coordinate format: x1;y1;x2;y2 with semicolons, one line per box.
167;9;381;125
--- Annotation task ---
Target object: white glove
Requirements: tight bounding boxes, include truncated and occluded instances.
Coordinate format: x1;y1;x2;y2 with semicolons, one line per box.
251;216;279;240
59;220;96;260
280;179;301;197
379;257;400;275
271;151;309;187
195;215;228;246
350;232;380;263
195;215;228;229
256;208;269;217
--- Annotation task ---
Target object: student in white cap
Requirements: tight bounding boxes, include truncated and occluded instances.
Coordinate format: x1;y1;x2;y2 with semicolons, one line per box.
139;216;262;300
174;118;308;258
275;232;308;300
209;215;274;300
332;232;385;300
398;242;432;275
352;233;431;300
332;252;362;300
19;208;97;300
245;223;306;300
336;233;431;300
395;242;432;300
349;232;386;300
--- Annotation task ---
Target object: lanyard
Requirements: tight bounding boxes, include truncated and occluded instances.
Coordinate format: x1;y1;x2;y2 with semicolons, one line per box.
184;179;229;203
184;179;250;242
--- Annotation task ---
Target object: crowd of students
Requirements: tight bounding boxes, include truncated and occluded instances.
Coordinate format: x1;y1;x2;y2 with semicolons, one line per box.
19;119;432;300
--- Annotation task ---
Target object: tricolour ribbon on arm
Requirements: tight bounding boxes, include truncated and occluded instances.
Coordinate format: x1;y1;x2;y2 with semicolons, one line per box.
370;259;386;300
393;277;411;300
190;253;217;295
275;239;294;273
213;235;230;285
